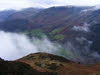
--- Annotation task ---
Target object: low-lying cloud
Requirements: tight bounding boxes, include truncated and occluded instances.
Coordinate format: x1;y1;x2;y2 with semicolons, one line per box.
0;31;62;60
72;23;90;32
0;30;100;64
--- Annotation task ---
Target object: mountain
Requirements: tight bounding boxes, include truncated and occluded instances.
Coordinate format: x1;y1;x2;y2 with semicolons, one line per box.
32;6;86;27
6;8;43;20
1;52;100;75
90;23;100;54
0;6;100;63
31;6;100;32
31;6;100;33
0;10;16;22
27;6;100;63
0;8;43;32
0;19;30;32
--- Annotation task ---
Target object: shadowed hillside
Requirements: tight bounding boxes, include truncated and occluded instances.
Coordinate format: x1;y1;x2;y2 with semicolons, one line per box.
0;8;43;32
0;10;16;22
0;57;57;75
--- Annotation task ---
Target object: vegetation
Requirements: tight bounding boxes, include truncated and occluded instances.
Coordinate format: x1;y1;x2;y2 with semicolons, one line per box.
31;29;44;37
17;53;100;75
1;53;100;75
59;49;67;57
24;29;44;38
50;28;64;35
53;34;65;41
0;57;57;75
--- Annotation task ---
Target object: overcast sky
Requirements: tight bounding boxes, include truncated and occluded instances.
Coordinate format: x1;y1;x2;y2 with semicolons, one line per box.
0;0;100;10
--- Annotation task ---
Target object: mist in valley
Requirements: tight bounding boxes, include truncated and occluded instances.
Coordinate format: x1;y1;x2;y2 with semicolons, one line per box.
0;31;63;60
0;28;100;64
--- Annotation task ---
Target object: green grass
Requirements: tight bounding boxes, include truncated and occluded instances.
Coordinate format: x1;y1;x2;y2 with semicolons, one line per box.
60;49;67;56
50;27;64;35
53;34;65;41
31;29;44;37
24;29;44;38
24;30;30;34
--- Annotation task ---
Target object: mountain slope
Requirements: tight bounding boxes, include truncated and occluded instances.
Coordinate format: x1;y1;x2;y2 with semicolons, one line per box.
18;53;100;75
0;6;100;63
0;10;16;22
6;8;43;20
27;6;100;63
32;6;87;29
0;57;57;75
0;8;43;32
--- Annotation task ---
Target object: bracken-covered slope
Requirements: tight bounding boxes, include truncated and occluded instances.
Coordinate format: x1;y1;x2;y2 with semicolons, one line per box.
0;57;57;75
18;52;100;75
1;52;100;75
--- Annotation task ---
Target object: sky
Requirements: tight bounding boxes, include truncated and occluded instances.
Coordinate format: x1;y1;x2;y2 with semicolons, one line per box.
0;0;100;10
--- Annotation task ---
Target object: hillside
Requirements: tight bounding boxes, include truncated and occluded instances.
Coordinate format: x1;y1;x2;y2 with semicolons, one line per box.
0;10;16;22
0;6;100;63
2;52;100;75
29;6;100;63
0;8;43;32
0;55;57;75
6;8;43;20
17;53;100;75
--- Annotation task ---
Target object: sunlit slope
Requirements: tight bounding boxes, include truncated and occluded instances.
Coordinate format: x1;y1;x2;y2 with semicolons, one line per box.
18;52;100;75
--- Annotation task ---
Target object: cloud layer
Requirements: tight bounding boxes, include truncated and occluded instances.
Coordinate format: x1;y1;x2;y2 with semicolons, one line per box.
0;0;100;10
0;31;62;60
0;30;100;64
